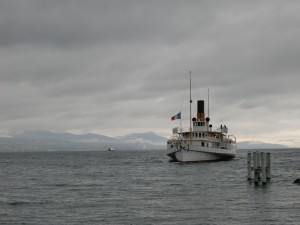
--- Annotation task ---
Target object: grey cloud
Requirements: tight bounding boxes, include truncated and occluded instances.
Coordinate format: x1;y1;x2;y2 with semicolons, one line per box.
0;0;300;146
0;1;197;48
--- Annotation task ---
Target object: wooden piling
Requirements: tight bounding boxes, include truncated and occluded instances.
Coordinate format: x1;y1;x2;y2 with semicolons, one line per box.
257;151;261;180
261;152;267;184
253;151;259;185
266;152;271;180
247;151;252;181
247;151;271;185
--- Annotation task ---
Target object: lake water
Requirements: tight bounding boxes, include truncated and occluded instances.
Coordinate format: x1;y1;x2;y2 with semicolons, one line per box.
0;149;299;225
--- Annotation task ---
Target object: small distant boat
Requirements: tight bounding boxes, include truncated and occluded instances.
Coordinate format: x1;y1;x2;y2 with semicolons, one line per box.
107;147;115;151
167;72;237;162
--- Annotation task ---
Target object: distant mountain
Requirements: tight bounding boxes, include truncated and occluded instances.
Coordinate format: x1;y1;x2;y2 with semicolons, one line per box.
117;132;167;145
237;141;288;149
1;130;289;152
9;130;167;151
14;130;116;142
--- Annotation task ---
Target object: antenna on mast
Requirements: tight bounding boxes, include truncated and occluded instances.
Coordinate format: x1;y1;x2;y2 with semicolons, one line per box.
189;71;192;145
208;88;210;118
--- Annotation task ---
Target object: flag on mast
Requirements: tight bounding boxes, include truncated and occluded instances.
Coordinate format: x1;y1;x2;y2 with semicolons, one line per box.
171;112;181;121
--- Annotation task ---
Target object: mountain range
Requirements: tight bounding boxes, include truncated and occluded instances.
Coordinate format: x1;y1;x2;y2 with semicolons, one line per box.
0;130;167;151
236;141;287;149
0;130;289;152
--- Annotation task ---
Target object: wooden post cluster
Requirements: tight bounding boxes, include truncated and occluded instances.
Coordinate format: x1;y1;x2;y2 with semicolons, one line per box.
247;151;271;185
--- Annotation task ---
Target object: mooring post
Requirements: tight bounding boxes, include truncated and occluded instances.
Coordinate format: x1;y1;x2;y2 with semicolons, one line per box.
266;152;271;180
261;152;267;184
247;151;252;181
253;151;259;185
248;151;271;186
256;151;261;180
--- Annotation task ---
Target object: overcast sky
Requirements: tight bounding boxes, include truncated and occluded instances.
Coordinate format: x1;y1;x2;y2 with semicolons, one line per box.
0;0;300;146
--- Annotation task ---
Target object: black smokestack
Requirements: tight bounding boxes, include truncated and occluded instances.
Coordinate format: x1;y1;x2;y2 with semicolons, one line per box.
197;100;205;121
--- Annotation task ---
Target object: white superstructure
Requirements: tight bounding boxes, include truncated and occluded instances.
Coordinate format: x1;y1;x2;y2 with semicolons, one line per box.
167;104;237;162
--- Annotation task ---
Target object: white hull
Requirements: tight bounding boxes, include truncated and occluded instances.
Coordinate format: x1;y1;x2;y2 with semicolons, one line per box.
167;144;237;163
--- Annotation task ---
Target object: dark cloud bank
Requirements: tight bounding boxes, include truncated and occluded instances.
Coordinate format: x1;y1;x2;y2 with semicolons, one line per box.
0;1;300;147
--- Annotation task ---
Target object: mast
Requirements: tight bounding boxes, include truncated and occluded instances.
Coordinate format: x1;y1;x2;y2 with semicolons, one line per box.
208;88;210;118
189;71;192;145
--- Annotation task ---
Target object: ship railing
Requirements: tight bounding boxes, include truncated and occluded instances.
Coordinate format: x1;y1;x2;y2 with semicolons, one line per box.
228;135;236;144
174;127;226;134
211;127;228;133
172;127;236;143
173;127;192;133
167;135;180;143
